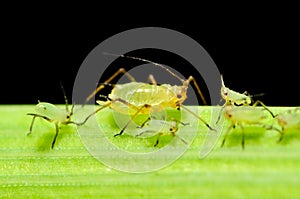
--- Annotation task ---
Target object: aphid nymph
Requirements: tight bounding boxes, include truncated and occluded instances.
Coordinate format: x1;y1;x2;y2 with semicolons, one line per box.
275;108;300;142
134;118;189;147
221;105;277;149
220;75;252;106
27;83;78;148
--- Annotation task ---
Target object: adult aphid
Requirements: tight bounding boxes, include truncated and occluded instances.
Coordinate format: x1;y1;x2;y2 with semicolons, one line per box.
79;53;215;138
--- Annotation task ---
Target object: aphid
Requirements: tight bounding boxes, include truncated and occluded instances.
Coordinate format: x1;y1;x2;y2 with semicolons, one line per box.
134;118;189;147
220;75;252;106
79;53;215;138
217;75;274;123
275;108;300;142
221;105;276;149
27;83;79;148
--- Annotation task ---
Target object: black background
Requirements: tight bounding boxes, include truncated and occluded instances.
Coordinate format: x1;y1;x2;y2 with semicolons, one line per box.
1;8;299;106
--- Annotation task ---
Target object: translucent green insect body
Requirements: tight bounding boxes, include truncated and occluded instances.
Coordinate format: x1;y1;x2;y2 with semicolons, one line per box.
27;84;78;149
222;105;274;149
133;118;189;147
108;82;186;115
275;108;300;142
80;54;214;139
34;102;71;123
220;75;252;106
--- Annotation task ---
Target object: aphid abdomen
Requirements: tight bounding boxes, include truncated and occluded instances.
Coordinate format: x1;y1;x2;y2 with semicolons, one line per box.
225;106;267;124
109;82;177;115
277;112;300;129
227;90;251;105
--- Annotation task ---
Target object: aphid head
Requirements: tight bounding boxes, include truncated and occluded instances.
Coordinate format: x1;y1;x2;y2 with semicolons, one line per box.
220;75;229;100
243;96;252;105
221;87;229;100
171;85;188;104
35;102;53;114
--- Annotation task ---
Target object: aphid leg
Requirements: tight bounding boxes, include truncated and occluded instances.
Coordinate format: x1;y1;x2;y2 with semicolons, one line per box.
185;76;207;105
262;124;283;143
172;119;190;126
221;123;235;148
176;136;188;145
27;115;37;136
170;129;188;145
180;105;215;131
27;113;52;135
277;127;285;143
216;105;226;124
51;123;59;149
77;102;113;126
69;104;75;117
78;97;145;132
84;68;136;105
137;117;151;128
240;124;245;149
59;82;69;113
152;132;187;147
154;133;163;147
252;100;275;118
114;104;151;137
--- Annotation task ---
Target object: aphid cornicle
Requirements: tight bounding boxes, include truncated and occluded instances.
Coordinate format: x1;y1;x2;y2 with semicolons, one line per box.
221;105;277;149
275;108;300;142
80;53;215;137
27;83;78;148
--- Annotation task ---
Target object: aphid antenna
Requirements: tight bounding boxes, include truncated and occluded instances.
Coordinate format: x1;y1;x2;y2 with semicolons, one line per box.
220;74;226;88
98;94;112;101
59;81;75;116
250;93;265;98
59;81;69;113
97;82;116;87
103;52;186;85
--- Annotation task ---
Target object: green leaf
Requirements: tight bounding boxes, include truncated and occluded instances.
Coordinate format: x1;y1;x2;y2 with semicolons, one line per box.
0;105;300;198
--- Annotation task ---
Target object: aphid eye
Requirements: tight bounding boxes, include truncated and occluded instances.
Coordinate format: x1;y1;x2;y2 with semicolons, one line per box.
66;115;70;119
39;104;46;110
169;128;173;131
177;94;182;98
228;114;232;118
